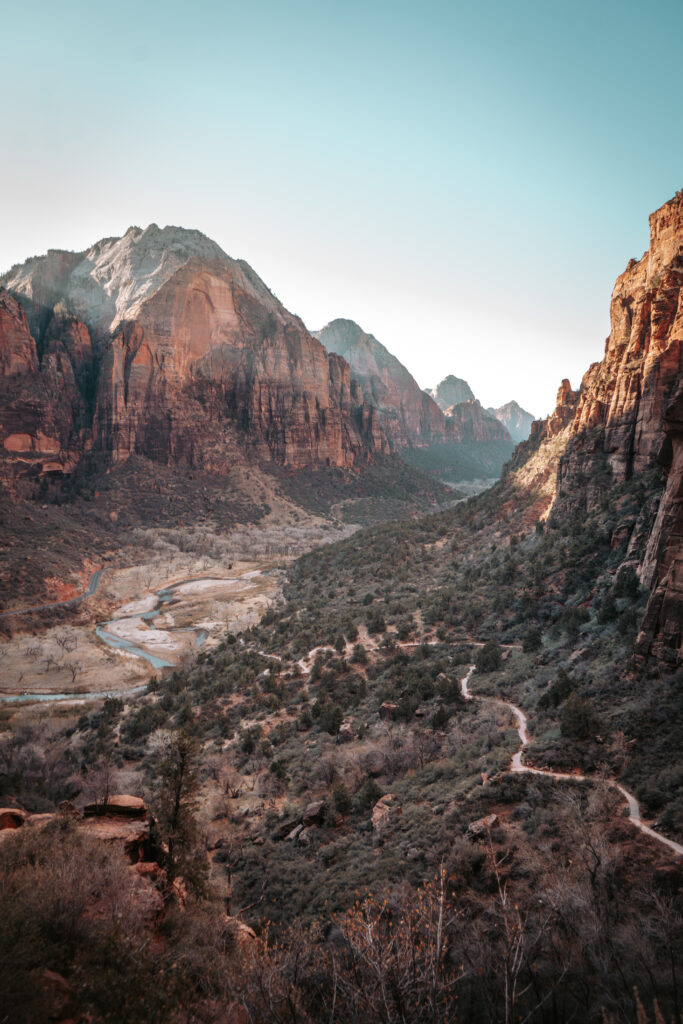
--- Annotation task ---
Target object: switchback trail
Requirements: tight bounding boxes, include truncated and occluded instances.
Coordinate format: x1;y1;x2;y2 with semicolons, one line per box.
460;666;683;858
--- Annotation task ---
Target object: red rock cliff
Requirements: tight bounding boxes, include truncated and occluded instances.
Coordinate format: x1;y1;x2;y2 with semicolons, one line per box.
507;191;683;663
0;228;390;479
0;289;90;484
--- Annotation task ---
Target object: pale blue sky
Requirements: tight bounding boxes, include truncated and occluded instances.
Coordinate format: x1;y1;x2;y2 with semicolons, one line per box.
1;0;681;415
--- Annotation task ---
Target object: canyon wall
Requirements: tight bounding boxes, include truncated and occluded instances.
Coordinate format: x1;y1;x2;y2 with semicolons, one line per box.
0;228;391;485
507;191;683;663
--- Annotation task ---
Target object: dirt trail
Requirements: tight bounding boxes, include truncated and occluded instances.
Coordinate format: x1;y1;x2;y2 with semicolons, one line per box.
460;666;683;858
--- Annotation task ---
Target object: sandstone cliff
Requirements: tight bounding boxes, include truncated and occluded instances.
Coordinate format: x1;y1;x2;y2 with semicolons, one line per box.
314;318;446;447
506;191;683;663
314;319;513;482
0;227;390;484
443;399;512;444
634;384;683;664
0;289;90;483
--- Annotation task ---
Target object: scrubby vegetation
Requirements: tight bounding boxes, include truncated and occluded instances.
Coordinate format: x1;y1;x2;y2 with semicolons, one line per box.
1;454;681;1022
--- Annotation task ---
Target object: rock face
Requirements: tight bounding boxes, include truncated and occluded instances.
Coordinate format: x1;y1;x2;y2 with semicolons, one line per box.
0;227;390;486
0;289;90;482
444;399;513;443
429;374;475;410
314;318;446;447
315;319;513;481
635;384;683;665
487;400;535;443
0;807;27;829
466;813;499;840
1;236;517;488
371;793;400;837
83;794;147;818
507;191;683;664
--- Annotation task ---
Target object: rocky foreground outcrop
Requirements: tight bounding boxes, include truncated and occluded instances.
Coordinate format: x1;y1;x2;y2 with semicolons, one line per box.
507;191;683;664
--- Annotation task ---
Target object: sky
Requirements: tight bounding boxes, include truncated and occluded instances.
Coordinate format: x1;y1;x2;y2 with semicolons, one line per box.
1;0;681;417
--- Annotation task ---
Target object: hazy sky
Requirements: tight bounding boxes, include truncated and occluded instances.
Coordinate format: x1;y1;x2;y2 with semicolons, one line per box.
2;0;681;416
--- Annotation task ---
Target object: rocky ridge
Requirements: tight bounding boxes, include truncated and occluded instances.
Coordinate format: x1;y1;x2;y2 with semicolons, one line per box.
507;191;683;664
315;319;512;461
313;318;447;447
487;399;535;442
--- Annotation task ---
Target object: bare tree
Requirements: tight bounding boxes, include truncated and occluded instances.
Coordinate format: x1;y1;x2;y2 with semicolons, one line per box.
65;661;82;687
55;630;75;654
84;748;119;812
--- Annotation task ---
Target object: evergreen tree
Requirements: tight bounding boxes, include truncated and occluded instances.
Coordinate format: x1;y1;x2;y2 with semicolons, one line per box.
153;732;208;898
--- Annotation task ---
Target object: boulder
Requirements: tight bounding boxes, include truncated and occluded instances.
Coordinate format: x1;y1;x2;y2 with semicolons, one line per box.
302;800;326;827
360;748;385;777
286;824;304;842
58;800;82;818
83;794;146;818
338;719;354;743
272;817;299;841
0;807;27;829
27;813;54;827
371;794;400;836
465;813;499;840
380;702;398;721
224;916;257;953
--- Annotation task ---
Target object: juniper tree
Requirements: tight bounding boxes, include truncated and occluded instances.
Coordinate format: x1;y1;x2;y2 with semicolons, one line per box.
152;731;208;898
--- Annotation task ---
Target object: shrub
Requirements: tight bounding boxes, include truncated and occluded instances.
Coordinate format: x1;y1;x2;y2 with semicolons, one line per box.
475;641;502;673
523;627;542;652
561;692;600;740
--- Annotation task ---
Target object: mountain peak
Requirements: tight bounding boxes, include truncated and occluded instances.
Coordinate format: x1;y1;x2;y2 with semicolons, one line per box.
2;224;232;337
486;400;535;443
429;375;475;410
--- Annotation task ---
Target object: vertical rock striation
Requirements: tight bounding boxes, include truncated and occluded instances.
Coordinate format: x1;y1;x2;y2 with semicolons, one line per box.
0;227;391;481
506;191;683;663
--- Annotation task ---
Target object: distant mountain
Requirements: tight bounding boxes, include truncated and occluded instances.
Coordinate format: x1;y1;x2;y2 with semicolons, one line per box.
487;400;535;443
315;319;513;481
428;375;475;410
313;318;445;447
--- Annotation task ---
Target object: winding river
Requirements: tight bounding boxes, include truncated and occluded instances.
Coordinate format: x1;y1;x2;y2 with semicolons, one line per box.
1;568;265;704
93;575;228;670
